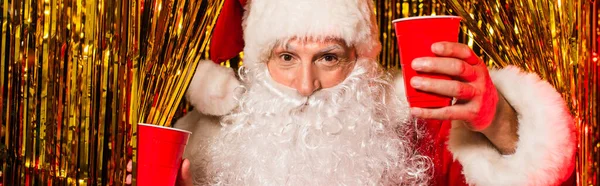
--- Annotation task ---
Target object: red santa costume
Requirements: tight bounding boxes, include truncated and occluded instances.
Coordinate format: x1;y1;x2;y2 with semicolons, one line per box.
174;0;576;185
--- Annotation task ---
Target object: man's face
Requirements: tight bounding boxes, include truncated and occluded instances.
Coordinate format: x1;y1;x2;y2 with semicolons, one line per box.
267;38;357;97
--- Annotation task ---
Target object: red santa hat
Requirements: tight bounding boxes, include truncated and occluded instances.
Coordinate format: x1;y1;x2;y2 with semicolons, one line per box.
210;0;381;68
210;0;246;63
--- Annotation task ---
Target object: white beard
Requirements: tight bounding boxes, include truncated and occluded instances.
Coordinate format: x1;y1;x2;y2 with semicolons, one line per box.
201;59;431;186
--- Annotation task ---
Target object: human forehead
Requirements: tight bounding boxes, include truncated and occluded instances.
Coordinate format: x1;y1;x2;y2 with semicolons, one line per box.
274;37;351;50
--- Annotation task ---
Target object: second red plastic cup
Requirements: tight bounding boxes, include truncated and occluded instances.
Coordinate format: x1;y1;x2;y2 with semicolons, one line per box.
393;15;462;108
137;123;191;186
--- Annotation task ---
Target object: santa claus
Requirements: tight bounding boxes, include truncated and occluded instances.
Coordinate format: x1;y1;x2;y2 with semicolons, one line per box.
127;0;576;185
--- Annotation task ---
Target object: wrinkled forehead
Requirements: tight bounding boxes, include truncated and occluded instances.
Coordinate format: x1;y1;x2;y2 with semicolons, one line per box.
273;37;351;50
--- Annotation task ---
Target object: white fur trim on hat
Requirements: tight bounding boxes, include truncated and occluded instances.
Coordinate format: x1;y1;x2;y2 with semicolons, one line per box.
185;60;241;116
242;0;381;70
448;66;576;186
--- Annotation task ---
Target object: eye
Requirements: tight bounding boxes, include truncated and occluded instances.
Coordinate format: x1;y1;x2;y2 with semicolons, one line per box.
322;55;338;62
280;54;293;61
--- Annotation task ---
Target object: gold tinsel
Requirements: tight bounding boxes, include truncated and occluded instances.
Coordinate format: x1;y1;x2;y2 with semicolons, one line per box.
1;0;597;185
0;0;222;185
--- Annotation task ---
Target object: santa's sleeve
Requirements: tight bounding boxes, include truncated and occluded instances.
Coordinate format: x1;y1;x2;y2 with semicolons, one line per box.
185;60;241;116
447;65;576;186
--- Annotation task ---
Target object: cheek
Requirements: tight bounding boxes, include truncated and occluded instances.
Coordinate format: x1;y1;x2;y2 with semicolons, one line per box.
318;65;354;88
267;61;296;86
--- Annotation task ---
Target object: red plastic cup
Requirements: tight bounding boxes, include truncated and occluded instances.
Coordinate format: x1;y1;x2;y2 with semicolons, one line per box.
393;16;462;108
137;123;192;186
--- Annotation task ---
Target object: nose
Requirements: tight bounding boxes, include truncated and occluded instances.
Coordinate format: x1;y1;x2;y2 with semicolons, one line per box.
293;63;320;97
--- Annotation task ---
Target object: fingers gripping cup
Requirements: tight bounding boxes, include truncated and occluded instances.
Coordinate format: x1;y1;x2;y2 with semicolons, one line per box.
137;123;191;186
393;16;462;108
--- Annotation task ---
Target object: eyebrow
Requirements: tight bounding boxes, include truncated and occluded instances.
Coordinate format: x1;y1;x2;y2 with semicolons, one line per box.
284;42;295;51
319;45;343;53
281;42;344;53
